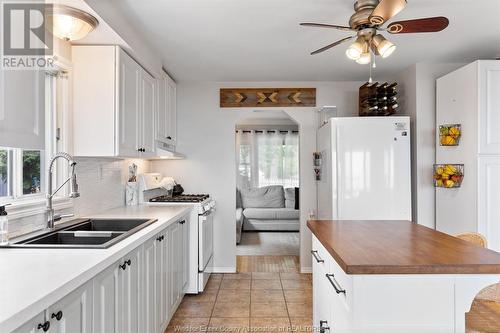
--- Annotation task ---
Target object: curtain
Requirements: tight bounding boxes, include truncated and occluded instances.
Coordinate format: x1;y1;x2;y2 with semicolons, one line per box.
236;130;299;189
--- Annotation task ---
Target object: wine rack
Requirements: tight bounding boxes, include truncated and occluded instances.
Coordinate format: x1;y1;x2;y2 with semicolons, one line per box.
359;82;398;116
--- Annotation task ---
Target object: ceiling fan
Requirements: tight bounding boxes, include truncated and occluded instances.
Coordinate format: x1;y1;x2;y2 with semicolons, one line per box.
300;0;449;64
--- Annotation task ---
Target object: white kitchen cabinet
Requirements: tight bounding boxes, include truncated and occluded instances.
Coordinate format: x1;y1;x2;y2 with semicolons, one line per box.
11;312;46;333
169;220;183;311
72;45;157;158
157;71;177;147
93;247;141;333
142;236;157;333
436;61;500;250
93;262;119;333
155;228;170;332
47;282;93;333
312;238;331;333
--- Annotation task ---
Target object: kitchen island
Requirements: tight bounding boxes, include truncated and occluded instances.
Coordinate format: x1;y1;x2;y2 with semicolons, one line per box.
308;220;500;333
0;205;191;333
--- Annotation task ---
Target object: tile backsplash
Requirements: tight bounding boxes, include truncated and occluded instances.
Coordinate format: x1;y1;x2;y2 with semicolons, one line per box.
8;158;150;237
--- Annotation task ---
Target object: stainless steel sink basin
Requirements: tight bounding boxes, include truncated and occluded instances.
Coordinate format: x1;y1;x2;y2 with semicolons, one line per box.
5;218;157;249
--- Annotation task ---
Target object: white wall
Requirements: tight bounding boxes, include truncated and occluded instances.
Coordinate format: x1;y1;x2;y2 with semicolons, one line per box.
151;81;362;272
393;63;465;228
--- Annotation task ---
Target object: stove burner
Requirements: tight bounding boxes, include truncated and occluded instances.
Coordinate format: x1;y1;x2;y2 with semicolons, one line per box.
149;194;210;203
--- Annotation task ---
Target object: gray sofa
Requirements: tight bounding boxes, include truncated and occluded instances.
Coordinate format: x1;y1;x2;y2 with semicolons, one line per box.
236;185;299;243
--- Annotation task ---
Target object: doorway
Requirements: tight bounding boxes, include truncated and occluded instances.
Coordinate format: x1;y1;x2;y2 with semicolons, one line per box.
235;112;300;266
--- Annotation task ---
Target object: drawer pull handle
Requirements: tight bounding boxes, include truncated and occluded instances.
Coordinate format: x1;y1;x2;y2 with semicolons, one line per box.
37;321;50;332
326;273;346;294
51;310;63;321
319;320;330;333
311;250;324;263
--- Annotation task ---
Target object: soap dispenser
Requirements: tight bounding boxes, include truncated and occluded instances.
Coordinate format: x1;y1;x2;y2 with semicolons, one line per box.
0;204;9;245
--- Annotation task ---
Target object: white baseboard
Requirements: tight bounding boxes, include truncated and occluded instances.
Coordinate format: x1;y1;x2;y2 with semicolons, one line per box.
301;267;312;273
210;267;237;273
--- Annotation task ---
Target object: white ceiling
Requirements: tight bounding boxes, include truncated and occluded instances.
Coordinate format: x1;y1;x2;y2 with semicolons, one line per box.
114;0;500;82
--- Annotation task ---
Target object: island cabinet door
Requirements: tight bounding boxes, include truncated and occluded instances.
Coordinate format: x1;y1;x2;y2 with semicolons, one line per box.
11;311;46;333
155;228;170;331
312;236;332;332
46;282;93;333
141;236;157;333
93;263;120;333
118;247;142;333
169;221;183;311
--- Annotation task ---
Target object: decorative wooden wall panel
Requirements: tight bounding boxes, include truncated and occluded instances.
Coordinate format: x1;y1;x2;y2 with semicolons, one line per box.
220;88;316;108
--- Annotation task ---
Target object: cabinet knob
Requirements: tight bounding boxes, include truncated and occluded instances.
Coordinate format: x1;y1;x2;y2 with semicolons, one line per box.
126;259;131;266
37;321;50;332
179;220;186;224
166;136;172;140
119;262;127;270
51;310;63;321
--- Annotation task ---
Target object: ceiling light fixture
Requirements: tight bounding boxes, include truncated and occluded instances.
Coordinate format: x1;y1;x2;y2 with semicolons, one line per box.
345;37;366;60
47;5;99;41
371;34;396;58
356;43;371;65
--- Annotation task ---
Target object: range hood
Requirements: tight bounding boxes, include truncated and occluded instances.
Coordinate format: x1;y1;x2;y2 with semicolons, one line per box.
150;141;185;160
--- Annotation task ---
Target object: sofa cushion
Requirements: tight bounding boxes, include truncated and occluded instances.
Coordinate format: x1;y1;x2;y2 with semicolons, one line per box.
284;188;295;209
243;208;299;220
240;185;285;208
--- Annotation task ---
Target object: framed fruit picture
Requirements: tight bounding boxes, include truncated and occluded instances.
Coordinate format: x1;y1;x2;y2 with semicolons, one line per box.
439;124;461;146
434;164;464;188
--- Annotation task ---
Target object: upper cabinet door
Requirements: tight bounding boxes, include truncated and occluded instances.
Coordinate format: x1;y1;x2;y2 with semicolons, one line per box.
156;72;177;146
479;61;500;155
140;70;156;157
166;76;177;146
117;49;141;157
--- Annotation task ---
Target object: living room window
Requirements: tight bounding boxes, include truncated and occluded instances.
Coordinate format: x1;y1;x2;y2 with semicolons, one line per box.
236;130;299;189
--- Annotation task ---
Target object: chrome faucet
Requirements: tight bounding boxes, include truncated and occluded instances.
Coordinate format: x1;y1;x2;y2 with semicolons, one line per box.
46;152;80;229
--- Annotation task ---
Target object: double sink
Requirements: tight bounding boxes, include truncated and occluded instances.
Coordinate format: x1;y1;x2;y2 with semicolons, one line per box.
8;218;157;249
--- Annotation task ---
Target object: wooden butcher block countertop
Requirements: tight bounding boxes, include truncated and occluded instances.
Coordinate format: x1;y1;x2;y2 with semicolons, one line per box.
307;220;500;275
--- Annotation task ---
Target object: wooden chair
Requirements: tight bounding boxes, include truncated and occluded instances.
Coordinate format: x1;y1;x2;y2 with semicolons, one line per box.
455;232;488;248
466;283;500;332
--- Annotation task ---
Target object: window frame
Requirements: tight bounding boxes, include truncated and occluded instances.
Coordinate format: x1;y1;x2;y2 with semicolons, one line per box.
0;57;73;218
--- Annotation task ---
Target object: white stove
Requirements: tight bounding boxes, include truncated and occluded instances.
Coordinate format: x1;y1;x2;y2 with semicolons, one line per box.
139;173;215;294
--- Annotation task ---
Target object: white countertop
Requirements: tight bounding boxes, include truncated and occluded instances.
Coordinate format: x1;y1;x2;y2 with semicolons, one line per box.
0;205;192;332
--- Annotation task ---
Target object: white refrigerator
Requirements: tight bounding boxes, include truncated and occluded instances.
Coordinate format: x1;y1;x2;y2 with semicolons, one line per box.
317;117;412;221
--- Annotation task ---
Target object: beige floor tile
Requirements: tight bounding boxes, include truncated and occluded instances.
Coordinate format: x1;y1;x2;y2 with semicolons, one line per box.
205;278;222;291
175;301;214;318
250;317;291;333
210;273;224;281
217;289;250;303
212;302;250;318
251;301;288;318
280;273;311;281
281;279;312;290
223;273;252;280
283;289;312;303
252;272;280;280
220;279;251;290
252;279;282;290
165;317;209;333
183;290;218;303
286;302;312;318
290;317;313;333
208;317;249;333
251;289;285;302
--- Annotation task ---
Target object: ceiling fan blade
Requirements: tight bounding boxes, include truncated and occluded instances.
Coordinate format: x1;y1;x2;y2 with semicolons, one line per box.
369;0;407;25
310;36;354;55
387;16;449;34
300;23;354;32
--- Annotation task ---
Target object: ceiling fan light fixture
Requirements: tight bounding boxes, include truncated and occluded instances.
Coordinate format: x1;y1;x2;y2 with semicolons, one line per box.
345;37;365;60
355;42;371;65
47;5;99;41
372;34;396;58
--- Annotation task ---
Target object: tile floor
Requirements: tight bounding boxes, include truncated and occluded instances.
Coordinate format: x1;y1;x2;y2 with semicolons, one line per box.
165;272;313;333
